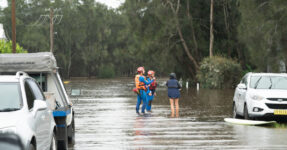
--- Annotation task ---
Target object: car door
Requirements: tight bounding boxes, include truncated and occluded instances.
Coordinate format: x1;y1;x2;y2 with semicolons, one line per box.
25;79;50;150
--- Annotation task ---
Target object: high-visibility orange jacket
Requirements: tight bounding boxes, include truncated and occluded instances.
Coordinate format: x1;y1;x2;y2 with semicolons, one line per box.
135;74;146;90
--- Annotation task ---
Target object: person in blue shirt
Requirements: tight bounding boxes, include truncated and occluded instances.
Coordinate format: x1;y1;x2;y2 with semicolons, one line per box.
146;70;157;112
166;73;181;117
135;67;154;115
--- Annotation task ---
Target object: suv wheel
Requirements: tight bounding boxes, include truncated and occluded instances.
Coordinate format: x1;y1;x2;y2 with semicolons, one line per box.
244;104;250;120
68;117;75;145
233;103;239;119
50;133;57;150
57;124;68;150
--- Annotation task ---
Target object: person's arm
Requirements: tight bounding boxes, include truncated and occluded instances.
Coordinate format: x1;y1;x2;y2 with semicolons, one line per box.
139;76;153;85
153;89;157;96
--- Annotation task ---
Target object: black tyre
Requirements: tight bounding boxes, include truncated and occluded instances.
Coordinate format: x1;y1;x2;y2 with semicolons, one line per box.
50;133;57;150
57;125;68;150
244;104;250;120
233;103;239;119
29;143;36;150
68;117;75;145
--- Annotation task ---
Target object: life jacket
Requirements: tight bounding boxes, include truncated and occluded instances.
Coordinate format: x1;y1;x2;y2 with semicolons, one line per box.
148;77;157;90
135;75;146;90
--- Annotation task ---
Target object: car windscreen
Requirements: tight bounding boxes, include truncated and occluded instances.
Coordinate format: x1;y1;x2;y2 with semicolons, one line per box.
250;76;287;90
0;83;22;111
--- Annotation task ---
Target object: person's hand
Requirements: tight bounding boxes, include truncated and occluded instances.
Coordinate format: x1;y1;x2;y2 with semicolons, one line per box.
154;92;157;96
149;93;152;96
153;77;156;80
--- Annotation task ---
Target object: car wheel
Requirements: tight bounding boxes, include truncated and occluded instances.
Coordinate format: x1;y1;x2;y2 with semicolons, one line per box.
68;117;75;145
29;143;36;150
57;124;68;150
244;104;250;120
233;103;239;119
50;133;57;150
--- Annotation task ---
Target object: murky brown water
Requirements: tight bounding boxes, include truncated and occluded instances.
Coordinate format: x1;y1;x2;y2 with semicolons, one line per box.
66;78;287;150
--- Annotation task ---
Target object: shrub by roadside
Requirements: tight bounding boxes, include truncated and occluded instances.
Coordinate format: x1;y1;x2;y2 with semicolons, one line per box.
197;56;242;89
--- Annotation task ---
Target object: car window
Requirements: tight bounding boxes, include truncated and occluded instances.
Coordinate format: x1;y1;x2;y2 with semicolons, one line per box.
0;83;22;111
27;79;45;101
241;75;248;86
24;81;35;110
29;73;47;92
250;76;287;90
273;77;287;89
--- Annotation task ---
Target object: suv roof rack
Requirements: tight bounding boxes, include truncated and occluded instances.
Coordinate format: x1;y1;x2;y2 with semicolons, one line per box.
16;71;29;78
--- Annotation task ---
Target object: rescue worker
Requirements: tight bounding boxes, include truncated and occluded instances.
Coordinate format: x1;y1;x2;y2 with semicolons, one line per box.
146;70;157;112
166;73;181;117
135;67;154;115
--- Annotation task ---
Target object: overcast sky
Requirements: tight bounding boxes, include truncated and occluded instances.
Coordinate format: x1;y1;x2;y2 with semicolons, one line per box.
0;0;7;8
0;0;124;9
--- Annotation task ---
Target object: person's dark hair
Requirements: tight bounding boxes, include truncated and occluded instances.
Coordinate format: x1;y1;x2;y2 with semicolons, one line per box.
170;73;176;79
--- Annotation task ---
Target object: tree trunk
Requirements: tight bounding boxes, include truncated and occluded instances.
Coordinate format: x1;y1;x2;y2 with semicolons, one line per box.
186;1;199;60
68;51;72;79
167;0;199;70
223;0;231;57
176;25;199;70
209;0;214;58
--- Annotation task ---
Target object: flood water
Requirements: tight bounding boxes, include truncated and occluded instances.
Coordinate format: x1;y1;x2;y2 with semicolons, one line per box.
66;78;287;150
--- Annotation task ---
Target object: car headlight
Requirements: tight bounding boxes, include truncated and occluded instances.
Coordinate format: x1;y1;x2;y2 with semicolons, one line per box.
0;127;17;134
250;95;264;101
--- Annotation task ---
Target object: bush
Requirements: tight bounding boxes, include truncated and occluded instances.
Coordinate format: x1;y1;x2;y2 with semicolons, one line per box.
0;40;27;53
98;64;115;78
197;56;242;89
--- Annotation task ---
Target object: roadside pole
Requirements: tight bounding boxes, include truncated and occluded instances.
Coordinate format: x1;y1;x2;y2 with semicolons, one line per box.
50;7;54;53
11;0;16;53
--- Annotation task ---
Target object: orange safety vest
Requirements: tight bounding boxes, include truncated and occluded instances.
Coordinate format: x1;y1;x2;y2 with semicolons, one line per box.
135;75;146;90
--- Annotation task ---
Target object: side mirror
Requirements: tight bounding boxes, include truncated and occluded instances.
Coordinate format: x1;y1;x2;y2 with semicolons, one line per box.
237;83;247;90
33;100;47;113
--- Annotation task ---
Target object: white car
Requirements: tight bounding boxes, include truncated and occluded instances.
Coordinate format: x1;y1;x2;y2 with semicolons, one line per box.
0;52;75;149
233;73;287;120
0;72;56;150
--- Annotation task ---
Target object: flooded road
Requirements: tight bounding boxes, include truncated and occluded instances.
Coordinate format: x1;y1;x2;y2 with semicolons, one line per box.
66;78;287;150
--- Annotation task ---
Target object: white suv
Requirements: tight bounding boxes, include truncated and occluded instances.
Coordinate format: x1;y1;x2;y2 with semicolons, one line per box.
0;72;56;150
233;73;287;120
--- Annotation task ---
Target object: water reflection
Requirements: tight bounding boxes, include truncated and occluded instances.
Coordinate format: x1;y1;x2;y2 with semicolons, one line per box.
66;78;287;150
133;117;150;149
231;124;287;148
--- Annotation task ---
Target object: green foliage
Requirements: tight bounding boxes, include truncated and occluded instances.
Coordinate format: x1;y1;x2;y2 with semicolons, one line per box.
242;64;253;76
0;40;27;53
4;0;278;86
98;64;115;78
0;0;242;79
197;56;242;89
238;0;287;72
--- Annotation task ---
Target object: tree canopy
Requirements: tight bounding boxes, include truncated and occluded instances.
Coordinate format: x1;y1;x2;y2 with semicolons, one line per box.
0;0;286;80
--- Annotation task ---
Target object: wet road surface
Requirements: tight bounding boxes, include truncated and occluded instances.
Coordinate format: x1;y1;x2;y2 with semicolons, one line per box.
66;78;287;150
